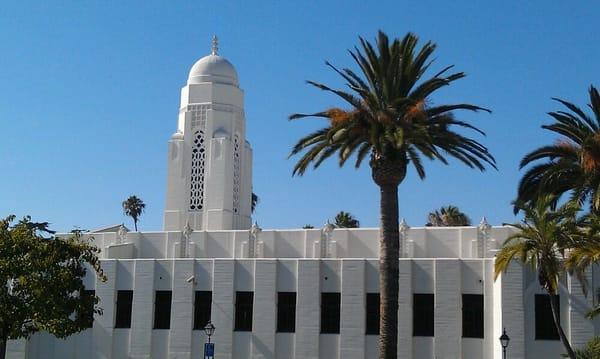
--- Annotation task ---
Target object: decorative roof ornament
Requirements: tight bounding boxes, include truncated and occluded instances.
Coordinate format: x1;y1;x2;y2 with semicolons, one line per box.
250;222;262;237
183;221;193;239
399;218;410;232
211;35;219;55
478;217;491;233
322;220;335;235
117;224;128;244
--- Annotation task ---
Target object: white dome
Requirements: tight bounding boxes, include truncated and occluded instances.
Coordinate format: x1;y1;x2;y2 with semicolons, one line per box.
187;54;238;86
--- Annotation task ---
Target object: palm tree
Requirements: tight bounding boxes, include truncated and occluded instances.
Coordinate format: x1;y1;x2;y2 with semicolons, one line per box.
122;195;145;231
289;31;495;358
517;86;600;213
334;211;360;228
495;195;579;359
563;336;600;358
565;213;600;318
426;205;471;226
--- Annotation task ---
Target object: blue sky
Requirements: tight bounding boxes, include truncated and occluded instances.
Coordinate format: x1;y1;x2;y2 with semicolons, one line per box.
0;1;598;232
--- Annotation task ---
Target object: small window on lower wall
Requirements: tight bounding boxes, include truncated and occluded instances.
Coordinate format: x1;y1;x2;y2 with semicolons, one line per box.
321;293;341;334
193;291;212;330
115;290;133;328
462;294;484;338
277;292;296;333
535;294;560;340
413;293;434;337
154;291;172;329
234;291;254;331
366;293;380;335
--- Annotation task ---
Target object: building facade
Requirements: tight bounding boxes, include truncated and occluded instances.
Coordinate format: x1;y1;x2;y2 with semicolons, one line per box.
6;40;600;359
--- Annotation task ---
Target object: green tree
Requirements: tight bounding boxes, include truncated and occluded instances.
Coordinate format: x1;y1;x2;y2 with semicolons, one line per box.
426;205;471;226
0;216;105;359
122;195;145;231
302;224;315;229
517;86;600;213
334;211;360;228
563;336;600;359
495;196;578;359
289;31;495;358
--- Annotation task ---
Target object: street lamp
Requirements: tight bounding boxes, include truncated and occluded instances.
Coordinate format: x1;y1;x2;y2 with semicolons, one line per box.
499;328;510;359
204;321;216;343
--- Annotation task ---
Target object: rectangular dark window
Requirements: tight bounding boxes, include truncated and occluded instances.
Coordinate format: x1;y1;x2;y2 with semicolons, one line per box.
153;291;172;329
234;291;253;331
80;290;95;328
277;292;296;333
413;293;434;337
115;290;134;328
366;293;380;335
193;291;212;330
535;294;559;340
321;292;341;334
462;294;484;338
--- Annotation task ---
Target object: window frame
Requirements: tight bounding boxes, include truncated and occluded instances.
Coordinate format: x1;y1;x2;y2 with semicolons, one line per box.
276;292;297;333
234;291;254;332
462;294;484;338
193;291;212;330
115;290;134;329
320;292;341;334
413;293;434;337
153;290;172;330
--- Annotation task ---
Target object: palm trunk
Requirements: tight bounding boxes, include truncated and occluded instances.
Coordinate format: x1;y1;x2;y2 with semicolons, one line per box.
549;293;576;359
0;332;6;359
134;219;138;232
378;183;400;359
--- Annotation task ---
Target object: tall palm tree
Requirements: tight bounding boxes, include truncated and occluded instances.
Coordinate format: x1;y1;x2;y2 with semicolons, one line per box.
565;213;600;318
495;195;579;359
289;31;495;358
334;211;360;228
517;86;600;213
426;205;471;226
122;195;145;231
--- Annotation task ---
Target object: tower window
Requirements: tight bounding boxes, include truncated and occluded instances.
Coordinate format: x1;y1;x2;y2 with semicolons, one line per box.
189;128;206;211
366;293;380;335
153;291;172;329
232;134;241;214
413;293;434;336
193;291;212;330
234;291;253;331
321;292;341;334
277;292;296;333
115;290;134;328
462;294;484;338
535;294;559;340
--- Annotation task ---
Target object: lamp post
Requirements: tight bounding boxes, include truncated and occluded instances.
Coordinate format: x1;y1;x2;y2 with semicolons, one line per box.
204;321;216;359
499;328;510;359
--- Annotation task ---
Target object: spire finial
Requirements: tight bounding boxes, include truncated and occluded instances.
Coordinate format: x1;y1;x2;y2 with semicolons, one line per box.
211;35;219;55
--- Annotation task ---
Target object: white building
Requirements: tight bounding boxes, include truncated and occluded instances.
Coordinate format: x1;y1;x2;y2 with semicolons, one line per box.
6;39;600;359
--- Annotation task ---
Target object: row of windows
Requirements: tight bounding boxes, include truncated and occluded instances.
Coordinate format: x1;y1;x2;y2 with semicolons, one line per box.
93;291;560;340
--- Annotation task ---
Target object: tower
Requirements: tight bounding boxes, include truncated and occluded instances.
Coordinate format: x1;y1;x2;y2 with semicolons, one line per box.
163;37;252;231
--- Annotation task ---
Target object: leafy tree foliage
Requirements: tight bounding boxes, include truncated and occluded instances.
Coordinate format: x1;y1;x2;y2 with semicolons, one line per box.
289;31;494;358
302;224;315;229
122;195;145;231
563;336;600;358
517;86;600;213
495;196;579;359
334;211;360;228
0;216;105;359
426;205;471;226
